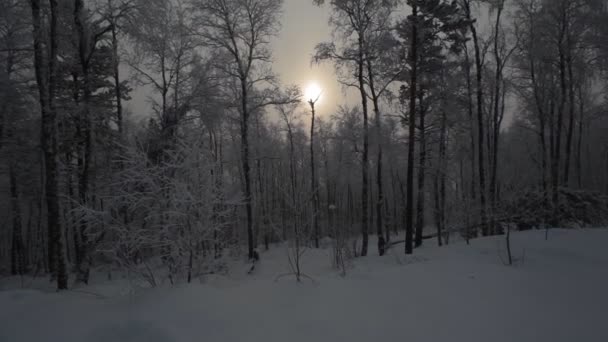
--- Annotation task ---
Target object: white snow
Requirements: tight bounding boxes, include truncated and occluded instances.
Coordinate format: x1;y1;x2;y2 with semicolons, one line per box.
2;229;608;342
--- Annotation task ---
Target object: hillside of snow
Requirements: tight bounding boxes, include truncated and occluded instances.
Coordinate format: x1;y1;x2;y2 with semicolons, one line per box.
1;229;608;342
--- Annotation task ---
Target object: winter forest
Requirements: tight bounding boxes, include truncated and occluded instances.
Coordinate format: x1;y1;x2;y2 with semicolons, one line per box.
1;0;608;340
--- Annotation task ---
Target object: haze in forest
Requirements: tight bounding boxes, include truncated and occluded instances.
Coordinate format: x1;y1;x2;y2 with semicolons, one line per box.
1;2;608;341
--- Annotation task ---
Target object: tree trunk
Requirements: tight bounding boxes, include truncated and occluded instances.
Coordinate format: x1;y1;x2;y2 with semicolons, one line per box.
433;162;442;247
464;45;477;209
564;52;575;187
490;4;503;235
309;101;320;248
528;39;549;217
553;16;567;227
469;15;489;237
576;84;584;189
437;108;448;246
30;0;68;289
405;3;417;255
286;120;299;253
415;91;426;248
10;164;25;275
240;77;255;260
0;45;15;150
111;22;123;135
254;113;264;250
540;114;548;215
357;33;369;257
74;0;93;285
390;168;399;240
366;59;385;256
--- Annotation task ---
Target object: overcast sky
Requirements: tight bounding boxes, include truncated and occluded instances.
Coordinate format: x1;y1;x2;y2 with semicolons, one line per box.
128;0;359;122
272;0;357;117
126;0;514;126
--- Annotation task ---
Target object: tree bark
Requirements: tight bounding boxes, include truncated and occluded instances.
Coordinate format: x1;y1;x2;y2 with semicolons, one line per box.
576;84;584;189
366;58;385;256
463;45;477;208
74;0;93;285
433;167;442;247
415;90;426;247
437;107;447;246
405;3;417;255
111;21;123;135
309;101;320;248
553;8;567;226
527;31;549;214
10;164;25;275
357;33;369;257
240;77;255;260
490;3;504;235
564;49;575;187
468;12;489;236
30;0;68;289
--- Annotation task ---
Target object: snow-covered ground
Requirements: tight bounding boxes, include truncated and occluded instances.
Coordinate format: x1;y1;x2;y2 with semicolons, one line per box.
2;229;608;342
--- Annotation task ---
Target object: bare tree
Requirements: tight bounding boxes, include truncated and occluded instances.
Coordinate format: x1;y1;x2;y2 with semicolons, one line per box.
29;0;68;289
308;93;321;248
73;0;115;284
127;0;198;151
102;0;135;135
193;0;290;261
313;0;387;256
461;0;489;235
405;1;418;255
399;0;469;250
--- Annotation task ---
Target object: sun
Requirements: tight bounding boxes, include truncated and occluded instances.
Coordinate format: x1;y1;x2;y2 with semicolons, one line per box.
304;81;323;104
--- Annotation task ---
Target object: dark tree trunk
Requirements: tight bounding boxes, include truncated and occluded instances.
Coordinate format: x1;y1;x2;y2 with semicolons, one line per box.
10;165;25;275
324;143;332;240
436;108;448;247
74;0;93;285
540;114;548;212
357;34;369;257
490;4;503;235
309;101;320;248
240;78;255;260
464;45;477;207
564;53;575;187
254;114;263;250
605;150;608;195
433;166;442;247
366;59;385;256
25;200;35;269
553;17;567;227
286;120;299;253
576;85;584;189
405;3;417;255
30;0;68;290
528;39;549;215
390;168;399;241
0;46;14;149
469;16;489;236
111;22;123;135
415;91;426;248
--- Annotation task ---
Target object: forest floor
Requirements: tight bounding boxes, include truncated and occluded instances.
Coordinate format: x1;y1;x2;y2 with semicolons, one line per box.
1;228;608;342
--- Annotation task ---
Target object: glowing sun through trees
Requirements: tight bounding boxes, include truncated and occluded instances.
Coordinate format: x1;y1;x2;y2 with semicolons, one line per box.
305;81;323;104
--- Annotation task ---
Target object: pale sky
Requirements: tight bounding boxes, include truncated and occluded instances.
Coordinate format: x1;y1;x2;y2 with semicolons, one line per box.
126;0;514;127
127;0;349;122
272;0;356;117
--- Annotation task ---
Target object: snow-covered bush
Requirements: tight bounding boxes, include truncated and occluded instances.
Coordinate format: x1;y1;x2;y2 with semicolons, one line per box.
503;189;608;229
74;135;238;286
